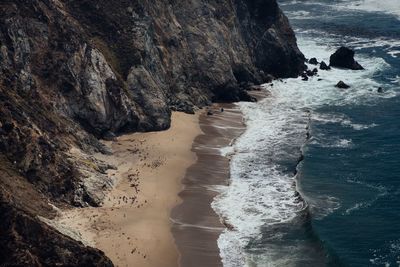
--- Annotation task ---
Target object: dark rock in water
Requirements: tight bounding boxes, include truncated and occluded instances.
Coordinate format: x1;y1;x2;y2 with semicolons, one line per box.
377;87;384;93
301;74;309;81
336;81;351;89
330;47;364;70
265;74;275;83
320;61;331;70
223;220;235;231
207;111;214;116
305;68;318;77
309;57;319;65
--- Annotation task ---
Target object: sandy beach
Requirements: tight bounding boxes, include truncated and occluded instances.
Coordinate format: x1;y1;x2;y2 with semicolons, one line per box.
52;104;245;267
54;111;202;267
171;104;245;267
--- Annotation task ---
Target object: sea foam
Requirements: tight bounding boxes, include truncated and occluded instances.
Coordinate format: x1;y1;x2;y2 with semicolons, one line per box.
343;0;400;20
213;34;391;266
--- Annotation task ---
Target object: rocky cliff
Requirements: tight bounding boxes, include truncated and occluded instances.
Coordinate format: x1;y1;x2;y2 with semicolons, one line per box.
0;0;304;265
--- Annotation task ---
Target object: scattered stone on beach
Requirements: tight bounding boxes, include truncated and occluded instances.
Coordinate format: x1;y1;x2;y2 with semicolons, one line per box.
336;81;351;89
308;57;318;65
330;47;364;70
301;73;309;81
320;61;331;70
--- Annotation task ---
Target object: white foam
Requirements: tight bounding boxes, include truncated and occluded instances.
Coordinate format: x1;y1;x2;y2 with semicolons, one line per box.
295;28;400;62
343;179;389;215
214;34;391;266
219;146;235;157
388;50;400;58
312;112;378;130
369;239;400;266
341;0;400;20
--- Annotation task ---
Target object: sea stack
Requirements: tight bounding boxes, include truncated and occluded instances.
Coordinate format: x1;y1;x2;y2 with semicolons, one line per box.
330;47;364;70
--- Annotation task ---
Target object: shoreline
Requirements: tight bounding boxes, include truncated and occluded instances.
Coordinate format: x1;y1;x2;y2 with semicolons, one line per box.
171;104;245;267
52;112;202;267
50;104;246;267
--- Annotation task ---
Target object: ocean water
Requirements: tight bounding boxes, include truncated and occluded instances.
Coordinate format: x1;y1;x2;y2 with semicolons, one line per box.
213;1;400;266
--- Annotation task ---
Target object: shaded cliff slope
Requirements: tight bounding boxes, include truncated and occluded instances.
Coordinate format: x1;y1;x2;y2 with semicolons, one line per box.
0;0;304;265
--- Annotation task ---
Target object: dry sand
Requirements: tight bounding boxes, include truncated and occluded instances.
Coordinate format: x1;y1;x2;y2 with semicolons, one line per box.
55;112;202;267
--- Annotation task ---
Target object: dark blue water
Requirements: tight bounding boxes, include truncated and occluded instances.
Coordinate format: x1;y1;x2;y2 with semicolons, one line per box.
214;1;400;266
281;1;400;266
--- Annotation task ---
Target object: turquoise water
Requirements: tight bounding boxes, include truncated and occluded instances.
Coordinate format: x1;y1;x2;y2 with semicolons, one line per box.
214;1;400;266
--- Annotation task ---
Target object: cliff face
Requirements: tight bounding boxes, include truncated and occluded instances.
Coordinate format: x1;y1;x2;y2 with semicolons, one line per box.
0;0;304;265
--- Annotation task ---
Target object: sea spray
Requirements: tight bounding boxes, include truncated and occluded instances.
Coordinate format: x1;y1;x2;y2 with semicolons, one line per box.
212;32;392;266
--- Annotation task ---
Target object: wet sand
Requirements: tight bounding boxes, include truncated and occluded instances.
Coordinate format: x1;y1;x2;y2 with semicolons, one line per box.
171;104;245;267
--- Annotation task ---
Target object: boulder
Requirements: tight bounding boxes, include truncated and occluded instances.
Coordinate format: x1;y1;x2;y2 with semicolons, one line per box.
102;131;117;141
305;70;314;76
335;81;350;89
377;87;384;93
320;61;331;70
329;47;364;70
309;58;318;65
305;68;318;77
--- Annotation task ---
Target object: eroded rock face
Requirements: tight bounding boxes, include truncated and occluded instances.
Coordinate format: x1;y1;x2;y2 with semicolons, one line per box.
0;0;305;203
0;159;113;266
0;0;305;265
0;190;113;267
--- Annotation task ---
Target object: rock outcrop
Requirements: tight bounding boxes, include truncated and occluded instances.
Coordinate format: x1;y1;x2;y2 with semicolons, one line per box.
320;61;331;70
0;158;113;266
0;0;305;265
336;81;351;89
309;58;318;65
330;47;364;70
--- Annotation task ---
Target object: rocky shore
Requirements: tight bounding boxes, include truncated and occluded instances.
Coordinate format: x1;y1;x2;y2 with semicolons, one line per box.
0;0;305;265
